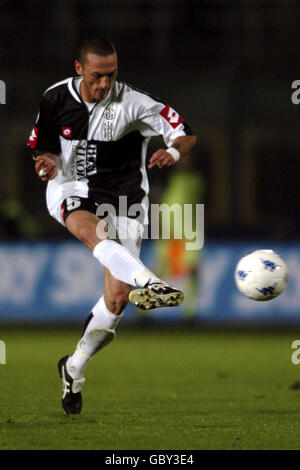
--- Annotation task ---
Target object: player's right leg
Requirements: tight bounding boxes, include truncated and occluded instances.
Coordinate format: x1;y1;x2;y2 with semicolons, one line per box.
67;268;130;376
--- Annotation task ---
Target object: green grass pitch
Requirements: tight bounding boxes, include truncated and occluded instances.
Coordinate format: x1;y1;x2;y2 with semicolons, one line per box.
1;325;300;450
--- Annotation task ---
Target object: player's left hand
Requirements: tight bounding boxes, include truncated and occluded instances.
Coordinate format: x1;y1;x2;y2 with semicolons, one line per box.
148;149;177;169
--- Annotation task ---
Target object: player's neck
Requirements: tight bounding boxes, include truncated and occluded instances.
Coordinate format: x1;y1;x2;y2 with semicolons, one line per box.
79;80;97;104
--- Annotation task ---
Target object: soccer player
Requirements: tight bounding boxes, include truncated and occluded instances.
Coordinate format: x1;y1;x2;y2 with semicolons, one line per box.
28;37;196;415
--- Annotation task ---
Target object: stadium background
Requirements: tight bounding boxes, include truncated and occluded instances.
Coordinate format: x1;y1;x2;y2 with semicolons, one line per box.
2;0;300;452
0;0;299;324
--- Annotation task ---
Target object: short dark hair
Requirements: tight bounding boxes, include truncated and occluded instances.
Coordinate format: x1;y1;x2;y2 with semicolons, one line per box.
78;37;116;63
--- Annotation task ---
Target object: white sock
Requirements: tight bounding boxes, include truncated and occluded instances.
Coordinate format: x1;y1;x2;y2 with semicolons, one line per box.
67;296;123;379
93;239;162;286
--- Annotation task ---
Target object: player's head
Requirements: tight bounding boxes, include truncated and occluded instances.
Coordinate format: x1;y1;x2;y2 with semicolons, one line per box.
75;37;118;102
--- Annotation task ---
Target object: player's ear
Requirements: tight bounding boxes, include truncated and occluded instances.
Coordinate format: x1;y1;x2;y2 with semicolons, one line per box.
74;60;83;76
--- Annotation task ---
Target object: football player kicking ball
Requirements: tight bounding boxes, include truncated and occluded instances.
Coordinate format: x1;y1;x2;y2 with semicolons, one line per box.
28;37;196;415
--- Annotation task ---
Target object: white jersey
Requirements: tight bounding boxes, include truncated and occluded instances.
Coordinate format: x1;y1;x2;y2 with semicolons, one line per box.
28;77;193;225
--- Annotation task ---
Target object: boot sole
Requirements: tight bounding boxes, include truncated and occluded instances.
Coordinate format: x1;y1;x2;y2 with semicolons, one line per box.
128;287;184;310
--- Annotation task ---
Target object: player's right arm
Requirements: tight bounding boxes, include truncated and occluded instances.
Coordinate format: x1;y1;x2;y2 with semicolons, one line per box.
27;90;61;181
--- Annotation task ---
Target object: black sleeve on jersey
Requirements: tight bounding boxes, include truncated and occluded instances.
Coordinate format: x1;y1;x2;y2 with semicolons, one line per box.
28;92;61;160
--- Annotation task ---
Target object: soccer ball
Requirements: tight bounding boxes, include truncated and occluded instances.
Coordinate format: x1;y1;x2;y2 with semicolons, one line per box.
234;249;288;301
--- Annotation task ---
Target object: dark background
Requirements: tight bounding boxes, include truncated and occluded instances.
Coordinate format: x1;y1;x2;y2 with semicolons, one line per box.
0;0;299;241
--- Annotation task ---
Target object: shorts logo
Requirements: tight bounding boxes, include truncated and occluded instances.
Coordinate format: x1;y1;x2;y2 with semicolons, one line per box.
28;126;38;148
66;197;81;211
159;105;184;129
62;127;72;138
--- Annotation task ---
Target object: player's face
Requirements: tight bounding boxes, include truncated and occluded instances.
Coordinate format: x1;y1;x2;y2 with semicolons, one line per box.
75;52;118;102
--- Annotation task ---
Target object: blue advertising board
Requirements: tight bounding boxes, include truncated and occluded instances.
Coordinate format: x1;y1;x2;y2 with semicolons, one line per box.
0;241;299;323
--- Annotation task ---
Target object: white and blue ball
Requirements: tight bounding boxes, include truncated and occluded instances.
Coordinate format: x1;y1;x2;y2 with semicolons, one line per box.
234;249;288;301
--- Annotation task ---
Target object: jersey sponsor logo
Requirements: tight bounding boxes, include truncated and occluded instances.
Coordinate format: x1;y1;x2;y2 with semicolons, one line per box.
72;141;97;180
62;127;72;138
28;126;38;148
159;105;184;129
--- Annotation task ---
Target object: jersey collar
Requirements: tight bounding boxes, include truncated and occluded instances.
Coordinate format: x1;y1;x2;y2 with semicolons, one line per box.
70;77;113;108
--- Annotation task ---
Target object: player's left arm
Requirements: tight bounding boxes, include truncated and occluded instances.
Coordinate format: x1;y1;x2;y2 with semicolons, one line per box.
148;134;197;169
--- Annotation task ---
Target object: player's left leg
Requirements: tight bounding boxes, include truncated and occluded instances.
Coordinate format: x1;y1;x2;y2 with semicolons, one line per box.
58;268;130;415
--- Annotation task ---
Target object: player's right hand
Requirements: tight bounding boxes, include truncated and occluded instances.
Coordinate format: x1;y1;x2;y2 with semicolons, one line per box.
35;154;58;181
